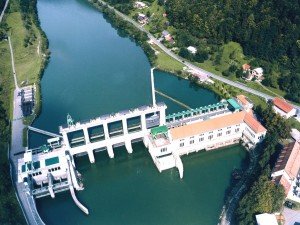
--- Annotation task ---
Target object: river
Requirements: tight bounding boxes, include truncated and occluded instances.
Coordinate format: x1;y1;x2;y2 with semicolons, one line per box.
31;0;247;224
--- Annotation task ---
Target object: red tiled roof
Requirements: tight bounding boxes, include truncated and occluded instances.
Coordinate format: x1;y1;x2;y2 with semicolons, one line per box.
170;111;266;140
236;95;249;106
244;113;267;133
273;97;294;113
242;64;251;71
273;175;292;195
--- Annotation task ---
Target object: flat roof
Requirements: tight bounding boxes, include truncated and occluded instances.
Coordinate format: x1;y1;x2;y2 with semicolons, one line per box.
227;98;241;110
151;126;168;137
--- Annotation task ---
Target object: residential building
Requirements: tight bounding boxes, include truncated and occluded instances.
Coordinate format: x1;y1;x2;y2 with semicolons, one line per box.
137;13;148;24
251;67;264;81
242;63;251;72
272;97;296;118
134;1;147;9
271;141;300;202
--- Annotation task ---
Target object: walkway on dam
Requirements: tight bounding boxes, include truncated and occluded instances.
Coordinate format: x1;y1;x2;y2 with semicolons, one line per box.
155;90;191;110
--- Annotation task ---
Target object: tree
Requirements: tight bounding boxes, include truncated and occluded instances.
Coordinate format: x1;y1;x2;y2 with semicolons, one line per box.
179;48;191;59
236;174;285;225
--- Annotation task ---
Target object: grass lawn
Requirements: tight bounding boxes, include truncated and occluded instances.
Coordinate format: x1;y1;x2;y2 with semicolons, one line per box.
6;12;43;87
0;39;14;119
151;44;183;72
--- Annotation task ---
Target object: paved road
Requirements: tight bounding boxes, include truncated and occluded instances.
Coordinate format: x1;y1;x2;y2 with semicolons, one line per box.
0;0;9;23
98;0;300;111
8;34;45;225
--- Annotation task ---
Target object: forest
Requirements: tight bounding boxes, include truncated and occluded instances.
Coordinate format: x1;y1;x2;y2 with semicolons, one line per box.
0;0;5;12
165;0;300;103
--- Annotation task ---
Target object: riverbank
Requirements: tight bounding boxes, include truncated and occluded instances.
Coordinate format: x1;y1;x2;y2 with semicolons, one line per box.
0;0;49;223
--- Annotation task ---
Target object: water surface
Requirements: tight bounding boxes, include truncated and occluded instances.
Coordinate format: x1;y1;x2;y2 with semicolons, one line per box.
32;0;246;224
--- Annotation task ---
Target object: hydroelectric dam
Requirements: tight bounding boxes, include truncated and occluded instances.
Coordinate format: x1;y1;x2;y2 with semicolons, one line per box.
18;69;267;215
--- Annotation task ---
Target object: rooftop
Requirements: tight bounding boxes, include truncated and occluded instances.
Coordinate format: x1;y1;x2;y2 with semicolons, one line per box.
256;213;278;225
273;97;294;113
170;110;266;140
170;111;245;140
236;95;252;106
242;64;251;70
151;125;168;138
227;98;241;111
272;141;300;179
244;113;266;133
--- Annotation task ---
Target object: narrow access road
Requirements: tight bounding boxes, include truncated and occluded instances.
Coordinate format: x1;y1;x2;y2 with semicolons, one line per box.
97;0;300;111
8;36;19;89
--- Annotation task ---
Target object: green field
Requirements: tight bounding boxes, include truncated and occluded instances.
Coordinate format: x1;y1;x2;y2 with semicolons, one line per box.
153;46;183;72
0;40;14;119
6;11;44;86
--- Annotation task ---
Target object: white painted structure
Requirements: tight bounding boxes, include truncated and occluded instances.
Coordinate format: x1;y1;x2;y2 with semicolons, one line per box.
146;106;266;178
60;103;166;163
187;46;197;54
252;67;263;78
256;213;278;225
134;1;147;9
291;129;300;142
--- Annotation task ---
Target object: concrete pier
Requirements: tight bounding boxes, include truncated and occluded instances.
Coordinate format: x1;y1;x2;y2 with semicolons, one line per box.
88;150;95;163
107;145;114;158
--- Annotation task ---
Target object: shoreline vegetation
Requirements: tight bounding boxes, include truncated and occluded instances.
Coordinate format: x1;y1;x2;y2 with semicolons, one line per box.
87;0;268;109
0;0;49;223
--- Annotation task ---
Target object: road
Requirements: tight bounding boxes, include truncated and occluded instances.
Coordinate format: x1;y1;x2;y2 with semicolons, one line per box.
0;0;9;23
8;34;45;225
98;0;300;111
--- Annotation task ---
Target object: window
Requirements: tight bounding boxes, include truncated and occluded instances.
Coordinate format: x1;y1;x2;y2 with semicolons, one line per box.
227;126;231;129
160;147;167;153
226;131;231;135
180;142;184;147
235;128;240;133
199;137;204;142
190;140;194;144
217;133;222;137
209;131;213;134
208;135;213;140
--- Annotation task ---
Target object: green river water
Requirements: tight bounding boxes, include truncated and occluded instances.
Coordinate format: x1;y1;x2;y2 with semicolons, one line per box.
30;0;248;224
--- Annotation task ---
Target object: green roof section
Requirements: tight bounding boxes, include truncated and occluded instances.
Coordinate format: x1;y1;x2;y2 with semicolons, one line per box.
151;125;168;138
227;98;241;110
21;161;40;172
45;156;59;166
166;101;228;120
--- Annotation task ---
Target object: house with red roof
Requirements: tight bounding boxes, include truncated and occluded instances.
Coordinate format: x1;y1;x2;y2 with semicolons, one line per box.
272;97;296;118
